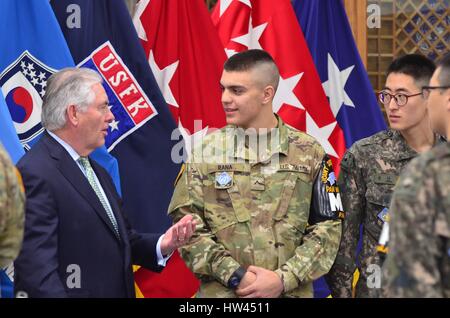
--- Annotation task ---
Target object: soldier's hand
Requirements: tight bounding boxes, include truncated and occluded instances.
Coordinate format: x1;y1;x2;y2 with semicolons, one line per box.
160;214;197;256
235;265;283;298
237;271;256;290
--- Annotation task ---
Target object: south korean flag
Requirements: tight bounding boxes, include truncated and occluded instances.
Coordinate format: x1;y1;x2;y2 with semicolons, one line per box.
0;51;55;150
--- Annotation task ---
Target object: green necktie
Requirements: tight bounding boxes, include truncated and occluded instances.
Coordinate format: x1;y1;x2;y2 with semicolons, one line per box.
78;157;119;237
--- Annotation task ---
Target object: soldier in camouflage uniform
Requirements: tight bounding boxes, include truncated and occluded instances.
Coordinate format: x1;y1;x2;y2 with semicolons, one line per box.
0;143;25;268
383;53;450;298
168;50;343;298
326;54;440;298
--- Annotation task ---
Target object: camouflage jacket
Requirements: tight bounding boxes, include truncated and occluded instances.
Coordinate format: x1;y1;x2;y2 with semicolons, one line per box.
0;144;25;268
382;142;450;298
327;129;427;298
168;116;342;298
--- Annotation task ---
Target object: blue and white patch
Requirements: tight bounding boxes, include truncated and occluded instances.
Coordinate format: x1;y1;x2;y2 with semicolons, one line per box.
215;171;232;189
0;51;56;150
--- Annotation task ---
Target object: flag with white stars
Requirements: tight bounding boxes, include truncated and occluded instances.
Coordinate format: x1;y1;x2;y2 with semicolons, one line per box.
293;0;387;299
0;0;121;298
212;0;367;299
77;42;158;152
211;0;346;174
0;0;73;153
0;0;120;191
51;0;189;298
52;0;179;234
131;0;229;297
294;0;386;147
133;0;228;161
0;51;54;149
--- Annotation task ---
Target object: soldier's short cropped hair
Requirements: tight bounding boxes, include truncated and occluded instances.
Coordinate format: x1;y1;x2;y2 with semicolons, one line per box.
224;49;279;91
386;54;436;88
436;52;450;87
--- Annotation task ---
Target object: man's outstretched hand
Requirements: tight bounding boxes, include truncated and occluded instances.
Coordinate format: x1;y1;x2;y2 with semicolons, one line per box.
161;215;197;255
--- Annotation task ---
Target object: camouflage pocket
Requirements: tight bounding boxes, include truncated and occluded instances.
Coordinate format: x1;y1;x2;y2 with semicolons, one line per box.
272;172;301;221
365;184;393;208
272;172;310;251
203;168;251;234
364;185;394;240
373;173;397;185
203;187;239;234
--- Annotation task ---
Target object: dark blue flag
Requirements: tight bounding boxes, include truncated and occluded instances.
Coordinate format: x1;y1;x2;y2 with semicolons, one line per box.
50;0;179;236
0;0;120;191
292;0;387;298
293;0;386;148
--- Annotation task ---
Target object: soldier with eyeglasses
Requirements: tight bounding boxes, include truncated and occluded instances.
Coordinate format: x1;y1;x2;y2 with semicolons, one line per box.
382;52;450;297
326;54;444;298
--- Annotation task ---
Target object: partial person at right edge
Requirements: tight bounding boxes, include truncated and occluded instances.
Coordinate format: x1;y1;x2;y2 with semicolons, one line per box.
382;52;450;298
326;54;444;298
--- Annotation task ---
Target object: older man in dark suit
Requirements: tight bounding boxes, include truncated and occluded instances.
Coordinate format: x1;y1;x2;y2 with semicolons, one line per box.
14;67;195;298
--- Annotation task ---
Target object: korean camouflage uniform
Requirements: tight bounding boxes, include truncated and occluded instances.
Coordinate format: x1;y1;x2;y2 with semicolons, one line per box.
0;143;25;268
326;129;435;298
168;116;343;298
382;142;450;297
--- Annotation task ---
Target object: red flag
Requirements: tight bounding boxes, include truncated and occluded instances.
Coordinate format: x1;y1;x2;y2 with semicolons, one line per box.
132;0;228;297
211;0;346;172
134;0;227;135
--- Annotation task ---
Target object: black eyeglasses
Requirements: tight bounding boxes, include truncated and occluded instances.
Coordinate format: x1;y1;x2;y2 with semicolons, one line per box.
377;91;423;106
422;85;450;99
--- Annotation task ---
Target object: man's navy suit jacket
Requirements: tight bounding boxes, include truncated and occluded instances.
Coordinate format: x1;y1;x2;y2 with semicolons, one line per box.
14;132;163;298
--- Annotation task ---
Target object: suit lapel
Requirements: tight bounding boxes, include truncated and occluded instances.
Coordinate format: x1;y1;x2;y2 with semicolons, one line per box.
43;134;121;241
